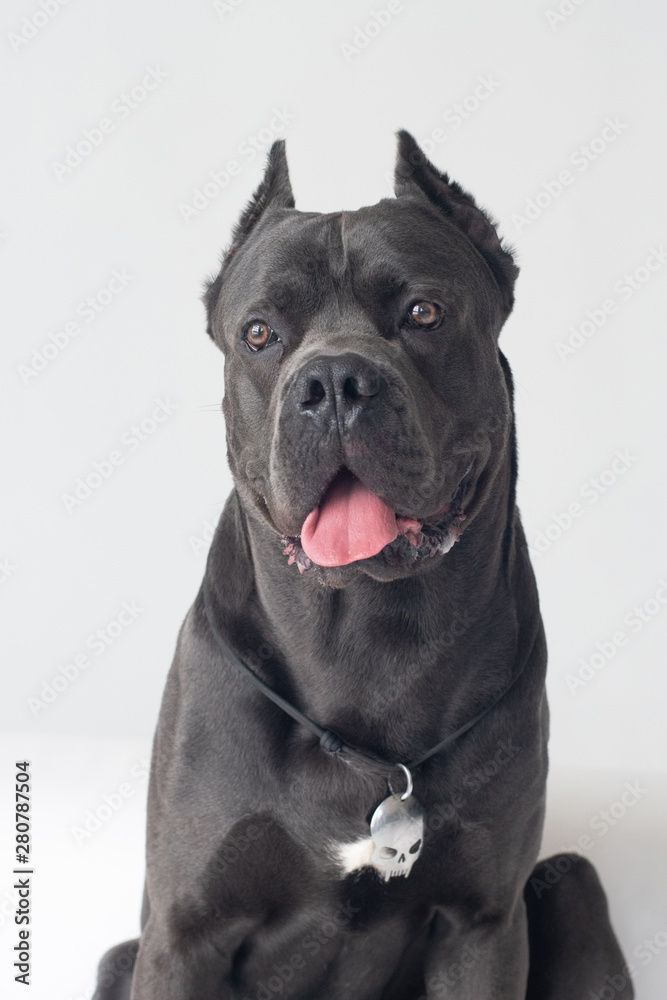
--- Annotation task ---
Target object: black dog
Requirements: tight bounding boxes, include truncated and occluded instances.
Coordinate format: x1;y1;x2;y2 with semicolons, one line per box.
93;132;633;999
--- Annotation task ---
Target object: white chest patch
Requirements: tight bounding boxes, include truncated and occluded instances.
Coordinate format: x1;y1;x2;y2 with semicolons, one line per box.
330;836;378;877
330;791;426;880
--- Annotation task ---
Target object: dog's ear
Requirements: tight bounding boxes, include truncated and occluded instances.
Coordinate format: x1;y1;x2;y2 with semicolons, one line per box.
394;130;518;315
203;140;294;339
229;138;294;250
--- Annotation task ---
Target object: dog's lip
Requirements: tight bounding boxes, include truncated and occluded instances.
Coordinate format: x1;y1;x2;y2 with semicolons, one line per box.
304;459;473;527
251;456;475;546
280;461;474;572
396;459;473;525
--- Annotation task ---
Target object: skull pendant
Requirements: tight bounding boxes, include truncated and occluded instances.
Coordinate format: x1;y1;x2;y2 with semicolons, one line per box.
370;791;424;881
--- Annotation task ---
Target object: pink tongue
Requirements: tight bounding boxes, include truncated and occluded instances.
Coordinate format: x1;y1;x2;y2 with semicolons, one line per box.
301;474;398;567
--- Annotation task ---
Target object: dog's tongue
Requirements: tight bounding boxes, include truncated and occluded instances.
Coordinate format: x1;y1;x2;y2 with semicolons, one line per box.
301;474;398;566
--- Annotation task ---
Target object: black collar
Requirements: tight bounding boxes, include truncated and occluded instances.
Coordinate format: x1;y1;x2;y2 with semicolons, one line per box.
202;579;525;780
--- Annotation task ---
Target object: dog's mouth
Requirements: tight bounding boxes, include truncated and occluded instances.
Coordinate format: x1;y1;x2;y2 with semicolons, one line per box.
281;467;469;573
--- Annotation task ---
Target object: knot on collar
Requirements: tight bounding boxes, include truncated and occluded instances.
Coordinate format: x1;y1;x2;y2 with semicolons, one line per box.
319;729;344;754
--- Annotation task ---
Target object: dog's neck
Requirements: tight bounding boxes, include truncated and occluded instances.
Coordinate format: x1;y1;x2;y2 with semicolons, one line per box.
204;447;536;764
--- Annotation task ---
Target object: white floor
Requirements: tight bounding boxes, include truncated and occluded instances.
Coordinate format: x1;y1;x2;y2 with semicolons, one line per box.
0;733;664;1000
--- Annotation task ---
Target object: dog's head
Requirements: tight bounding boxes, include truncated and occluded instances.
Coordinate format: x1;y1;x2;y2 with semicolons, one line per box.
204;132;518;586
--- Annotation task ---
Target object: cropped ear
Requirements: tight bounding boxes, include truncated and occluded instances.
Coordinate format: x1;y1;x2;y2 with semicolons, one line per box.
394;130;518;315
229;138;294;251
203;140;295;339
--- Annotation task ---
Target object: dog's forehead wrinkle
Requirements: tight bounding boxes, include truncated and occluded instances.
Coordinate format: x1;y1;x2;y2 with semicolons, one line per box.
339;209;350;291
226;202;487;337
231;212;351;316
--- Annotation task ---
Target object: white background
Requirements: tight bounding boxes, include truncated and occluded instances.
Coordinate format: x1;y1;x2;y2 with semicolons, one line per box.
1;0;666;997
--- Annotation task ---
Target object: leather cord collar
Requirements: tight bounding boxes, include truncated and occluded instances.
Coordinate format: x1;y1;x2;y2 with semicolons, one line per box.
202;579;525;779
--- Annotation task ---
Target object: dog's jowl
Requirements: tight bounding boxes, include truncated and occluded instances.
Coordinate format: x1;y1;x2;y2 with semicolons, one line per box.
93;132;633;999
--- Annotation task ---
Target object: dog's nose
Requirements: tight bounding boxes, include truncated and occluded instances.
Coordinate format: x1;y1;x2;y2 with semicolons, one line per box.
296;354;383;420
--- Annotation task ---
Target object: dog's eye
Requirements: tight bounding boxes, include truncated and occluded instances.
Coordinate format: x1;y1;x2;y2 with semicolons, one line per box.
406;301;443;330
244;321;277;352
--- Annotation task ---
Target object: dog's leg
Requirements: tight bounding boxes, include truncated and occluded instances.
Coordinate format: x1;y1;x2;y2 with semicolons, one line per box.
421;898;530;999
128;913;255;999
91;939;138;1000
524;854;634;999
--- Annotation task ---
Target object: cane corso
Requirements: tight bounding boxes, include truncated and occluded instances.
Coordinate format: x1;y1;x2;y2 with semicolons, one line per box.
93;132;633;999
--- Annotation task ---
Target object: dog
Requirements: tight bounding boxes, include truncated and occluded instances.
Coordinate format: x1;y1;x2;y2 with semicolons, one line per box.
93;132;633;999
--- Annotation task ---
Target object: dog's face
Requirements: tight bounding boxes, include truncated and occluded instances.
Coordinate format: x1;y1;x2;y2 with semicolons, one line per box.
205;132;518;586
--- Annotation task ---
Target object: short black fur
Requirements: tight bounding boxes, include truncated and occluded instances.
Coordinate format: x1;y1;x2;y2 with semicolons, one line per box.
94;133;632;1000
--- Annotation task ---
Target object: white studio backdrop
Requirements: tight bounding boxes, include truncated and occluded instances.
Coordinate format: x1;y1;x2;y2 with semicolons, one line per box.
3;0;665;771
1;0;666;995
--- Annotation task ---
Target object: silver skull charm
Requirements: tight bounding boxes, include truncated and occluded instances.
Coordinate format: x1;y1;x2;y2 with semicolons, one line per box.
370;767;424;881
